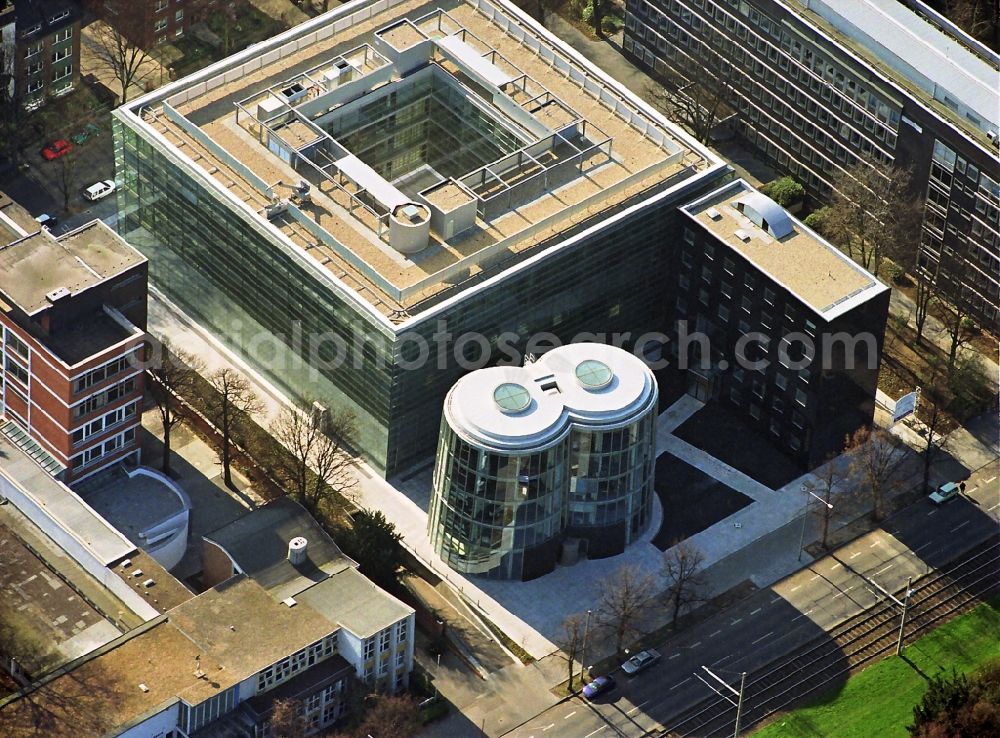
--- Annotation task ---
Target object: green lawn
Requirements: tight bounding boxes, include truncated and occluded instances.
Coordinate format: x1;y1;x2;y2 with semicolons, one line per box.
753;601;1000;738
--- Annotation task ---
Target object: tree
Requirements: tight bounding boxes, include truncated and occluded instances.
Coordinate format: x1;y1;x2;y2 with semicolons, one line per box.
590;0;612;38
339;509;403;590
661;540;706;626
349;693;422;738
844;427;909;521
268;698;307;738
270;401;356;515
205;368;262;489
55;153;76;211
595;564;657;656
909;660;1000;738
803;462;839;550
912;260;941;345
945;0;998;49
938;292;977;373
92;17;153;105
147;341;204;477
916;365;955;494
825;156;918;277
559;613;586;692
646;57;736;144
762;176;805;207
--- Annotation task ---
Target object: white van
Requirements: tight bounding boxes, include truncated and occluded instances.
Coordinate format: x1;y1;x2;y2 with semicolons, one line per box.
84;180;116;201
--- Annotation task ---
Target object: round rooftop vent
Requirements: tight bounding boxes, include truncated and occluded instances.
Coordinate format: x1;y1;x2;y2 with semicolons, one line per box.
575;359;613;390
493;383;531;413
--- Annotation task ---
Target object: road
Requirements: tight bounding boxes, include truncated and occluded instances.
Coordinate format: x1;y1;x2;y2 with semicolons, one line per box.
504;465;1000;738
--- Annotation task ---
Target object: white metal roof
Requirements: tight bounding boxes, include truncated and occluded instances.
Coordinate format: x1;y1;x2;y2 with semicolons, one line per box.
335;154;410;210
436;34;514;88
444;343;657;451
803;0;999;130
735;191;794;239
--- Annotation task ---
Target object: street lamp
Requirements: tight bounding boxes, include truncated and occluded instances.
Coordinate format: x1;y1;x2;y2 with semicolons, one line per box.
580;609;592;680
698;666;748;738
798;486;834;561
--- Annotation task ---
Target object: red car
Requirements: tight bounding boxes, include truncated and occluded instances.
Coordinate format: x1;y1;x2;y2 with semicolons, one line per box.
41;139;73;161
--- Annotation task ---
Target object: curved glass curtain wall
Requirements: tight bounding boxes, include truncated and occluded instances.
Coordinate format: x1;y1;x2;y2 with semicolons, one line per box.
429;420;566;580
568;410;657;547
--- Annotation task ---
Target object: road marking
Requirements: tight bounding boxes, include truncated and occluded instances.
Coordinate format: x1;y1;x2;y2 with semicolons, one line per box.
790;585;801;592
751;608;762;615
669;653;680;660
690;641;702;648
810;575;821;581
710;630;722;637
967;487;978;494
914;542;933;553
731;617;743;625
951;521;970;532
985;476;997;484
564;711;577;719
627;701;649;716
670;677;692;691
830;562;842;570
771;595;782;604
869;541;880;548
926;509;937;516
752;631;774;645
876;564;894;575
850;551;862;559
989;503;1000;512
583;729;606;738
714;654;732;665
805;609;814;615
541;724;555;732
834;591;845;599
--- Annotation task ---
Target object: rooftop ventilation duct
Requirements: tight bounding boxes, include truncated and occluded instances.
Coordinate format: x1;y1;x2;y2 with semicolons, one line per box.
288;536;308;565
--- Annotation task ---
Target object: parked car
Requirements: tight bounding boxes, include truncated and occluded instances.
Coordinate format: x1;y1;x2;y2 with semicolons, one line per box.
34;213;57;229
621;648;661;676
929;481;961;505
582;674;616;699
41;139;73;160
84;180;116;201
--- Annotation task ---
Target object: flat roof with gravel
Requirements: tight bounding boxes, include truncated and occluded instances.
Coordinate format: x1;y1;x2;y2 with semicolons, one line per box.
122;0;718;322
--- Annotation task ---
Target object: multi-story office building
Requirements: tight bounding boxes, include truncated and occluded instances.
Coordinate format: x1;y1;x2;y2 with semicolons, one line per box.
85;0;206;49
674;179;890;467
429;343;658;580
623;0;1000;327
0;0;80;109
112;0;726;476
0;192;148;484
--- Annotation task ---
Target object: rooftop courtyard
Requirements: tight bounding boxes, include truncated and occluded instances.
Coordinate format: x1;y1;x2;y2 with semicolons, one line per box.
125;0;711;320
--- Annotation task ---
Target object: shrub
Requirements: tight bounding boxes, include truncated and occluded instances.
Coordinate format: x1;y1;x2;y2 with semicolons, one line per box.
762;176;805;207
803;206;831;234
884;262;907;285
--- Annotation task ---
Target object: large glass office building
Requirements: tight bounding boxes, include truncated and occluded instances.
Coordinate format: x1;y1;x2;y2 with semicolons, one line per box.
112;0;724;475
428;344;658;580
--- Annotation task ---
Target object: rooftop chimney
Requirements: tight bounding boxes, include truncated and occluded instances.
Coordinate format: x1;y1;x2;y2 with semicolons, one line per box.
288;536;308;566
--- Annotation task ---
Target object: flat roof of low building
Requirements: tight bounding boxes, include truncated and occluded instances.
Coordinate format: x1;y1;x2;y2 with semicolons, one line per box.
681;179;887;318
0;216;146;317
203;497;355;601
297;567;414;640
121;0;719;323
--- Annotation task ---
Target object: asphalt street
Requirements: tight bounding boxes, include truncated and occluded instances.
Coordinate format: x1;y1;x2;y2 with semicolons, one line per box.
505;465;1000;738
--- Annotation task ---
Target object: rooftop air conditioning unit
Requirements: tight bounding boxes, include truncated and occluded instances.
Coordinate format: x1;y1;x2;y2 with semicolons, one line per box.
706;207;722;221
734;228;752;242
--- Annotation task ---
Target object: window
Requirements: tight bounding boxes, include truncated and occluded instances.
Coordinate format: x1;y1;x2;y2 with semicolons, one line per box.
154;18;168;32
794;389;808;407
52;47;71;64
764;287;775;305
74;352;136;393
5;355;28;386
718;304;730;321
363;638;376;661
5;333;29;361
53;65;72;82
175;10;184;22
775;373;788;390
155;0;168;10
52;28;72;43
378;628;391;651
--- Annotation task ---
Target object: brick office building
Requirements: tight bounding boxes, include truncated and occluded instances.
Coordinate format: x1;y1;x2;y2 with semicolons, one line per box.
624;0;999;328
0;0;81;109
0;193;148;483
85;0;217;49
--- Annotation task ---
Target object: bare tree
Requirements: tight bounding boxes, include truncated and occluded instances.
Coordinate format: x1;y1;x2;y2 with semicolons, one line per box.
560;613;586;692
844;427;910;521
803;462;839;550
825;156;918;277
205;368;263;489
91;17;153;105
646;60;736;144
56;153;76;211
661;540;706;626
912;261;941;345
351;693;422;738
917;380;953;495
270;401;357;514
591;0;612;38
595;564;657;656
938;292;977;373
268;698;307;738
947;0;997;44
147;341;204;477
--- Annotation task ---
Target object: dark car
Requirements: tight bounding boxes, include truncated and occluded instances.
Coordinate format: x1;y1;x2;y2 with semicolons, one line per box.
582;675;616;699
41;139;73;161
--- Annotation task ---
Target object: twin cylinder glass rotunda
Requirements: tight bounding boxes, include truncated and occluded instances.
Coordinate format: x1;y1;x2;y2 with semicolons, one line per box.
428;344;658;581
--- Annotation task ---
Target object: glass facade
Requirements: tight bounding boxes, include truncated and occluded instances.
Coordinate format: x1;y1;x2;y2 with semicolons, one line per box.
427;347;658;580
114;108;723;476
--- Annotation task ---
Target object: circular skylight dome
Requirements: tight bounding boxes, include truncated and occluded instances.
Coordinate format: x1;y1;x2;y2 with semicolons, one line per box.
494;383;531;413
575;359;614;390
